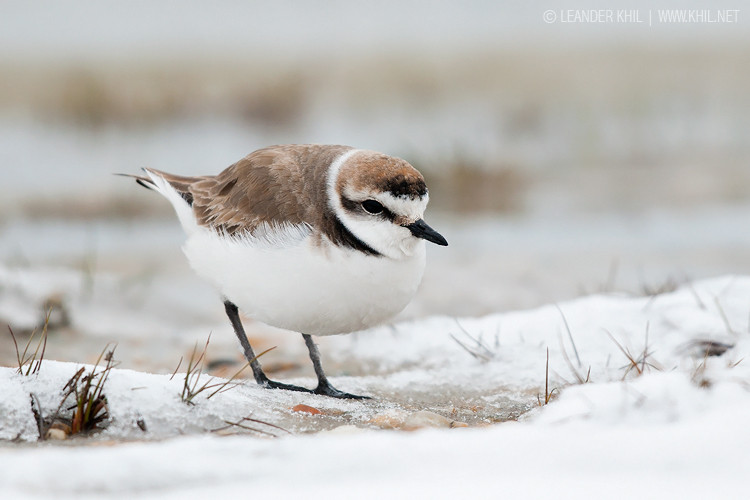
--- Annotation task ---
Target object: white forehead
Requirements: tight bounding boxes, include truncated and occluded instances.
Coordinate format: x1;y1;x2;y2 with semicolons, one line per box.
370;190;429;221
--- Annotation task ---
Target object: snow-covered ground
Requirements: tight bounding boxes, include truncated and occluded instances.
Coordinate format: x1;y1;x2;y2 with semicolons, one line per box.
2;275;749;498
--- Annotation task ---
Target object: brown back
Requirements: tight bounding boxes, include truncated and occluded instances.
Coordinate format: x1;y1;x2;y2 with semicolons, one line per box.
150;144;351;236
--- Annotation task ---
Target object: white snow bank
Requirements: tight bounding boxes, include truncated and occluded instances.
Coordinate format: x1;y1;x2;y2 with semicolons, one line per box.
329;275;748;397
1;415;748;499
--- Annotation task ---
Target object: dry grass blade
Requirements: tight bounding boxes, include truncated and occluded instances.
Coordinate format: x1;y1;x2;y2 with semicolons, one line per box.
640;322;649;374
537;348;557;406
640;275;679;297
555;304;581;368
691;350;712;388
169;356;183;381
713;296;735;335
29;393;45;439
203;348;276;400
729;357;744;369
212;414;291;437
558;333;591;385
214;421;276;437
7;307;52;376
205;350;269;400
62;367;86;395
8;325;22;370
686;281;707;310
450;319;495;362
180;335;212;404
32;325;48;376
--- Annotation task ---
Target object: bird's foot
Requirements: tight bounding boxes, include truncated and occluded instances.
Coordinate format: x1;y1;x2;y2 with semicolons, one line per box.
254;374;369;399
257;377;314;393
313;381;370;400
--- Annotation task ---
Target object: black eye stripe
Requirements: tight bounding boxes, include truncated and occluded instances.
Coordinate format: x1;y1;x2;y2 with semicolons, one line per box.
341;197;396;222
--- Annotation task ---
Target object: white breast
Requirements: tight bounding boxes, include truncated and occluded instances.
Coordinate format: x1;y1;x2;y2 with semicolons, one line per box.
182;228;426;336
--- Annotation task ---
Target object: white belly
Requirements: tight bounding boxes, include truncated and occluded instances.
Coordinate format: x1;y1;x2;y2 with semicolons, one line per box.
182;229;426;336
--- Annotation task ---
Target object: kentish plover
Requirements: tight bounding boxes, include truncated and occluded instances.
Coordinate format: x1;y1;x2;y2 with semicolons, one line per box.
126;144;447;399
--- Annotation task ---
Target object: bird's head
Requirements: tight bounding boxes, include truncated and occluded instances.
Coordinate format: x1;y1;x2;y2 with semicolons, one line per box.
328;149;447;259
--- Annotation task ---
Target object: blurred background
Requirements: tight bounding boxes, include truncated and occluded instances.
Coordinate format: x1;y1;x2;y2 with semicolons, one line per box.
1;0;749;370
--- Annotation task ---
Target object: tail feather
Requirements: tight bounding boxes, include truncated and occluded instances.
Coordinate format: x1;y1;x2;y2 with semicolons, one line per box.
135;178;154;191
119;168;203;234
114;172;156;191
142;168;206;207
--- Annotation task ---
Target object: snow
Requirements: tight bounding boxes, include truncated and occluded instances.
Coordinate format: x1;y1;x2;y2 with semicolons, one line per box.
3;424;748;499
2;275;750;498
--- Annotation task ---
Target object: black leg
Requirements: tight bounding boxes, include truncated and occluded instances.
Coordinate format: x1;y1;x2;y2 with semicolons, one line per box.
302;334;370;399
223;300;312;393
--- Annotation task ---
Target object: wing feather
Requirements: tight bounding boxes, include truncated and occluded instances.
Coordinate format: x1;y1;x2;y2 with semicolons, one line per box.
150;145;351;237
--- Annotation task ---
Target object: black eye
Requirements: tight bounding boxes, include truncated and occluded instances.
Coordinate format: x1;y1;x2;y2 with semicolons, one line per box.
362;199;384;214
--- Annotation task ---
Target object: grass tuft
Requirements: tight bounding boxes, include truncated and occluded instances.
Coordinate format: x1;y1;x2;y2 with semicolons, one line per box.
606;323;661;380
640;276;679;297
30;343;120;440
7;308;52;376
450;319;496;362
63;344;119;435
177;334;267;405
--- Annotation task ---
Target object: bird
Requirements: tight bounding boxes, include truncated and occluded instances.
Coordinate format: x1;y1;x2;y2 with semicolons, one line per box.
125;144;447;399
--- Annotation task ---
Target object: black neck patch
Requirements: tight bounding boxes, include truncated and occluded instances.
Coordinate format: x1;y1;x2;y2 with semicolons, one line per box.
330;216;382;257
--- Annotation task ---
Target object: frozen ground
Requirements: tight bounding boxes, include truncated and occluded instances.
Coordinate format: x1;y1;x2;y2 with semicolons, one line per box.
1;275;750;498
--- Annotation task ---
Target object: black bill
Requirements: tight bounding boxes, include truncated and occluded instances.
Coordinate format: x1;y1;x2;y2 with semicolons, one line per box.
405;219;448;246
